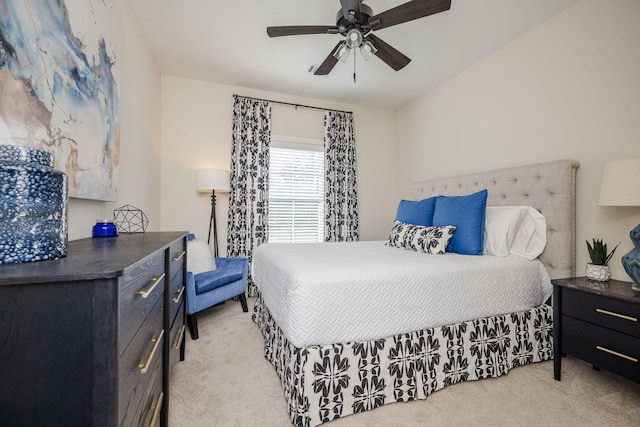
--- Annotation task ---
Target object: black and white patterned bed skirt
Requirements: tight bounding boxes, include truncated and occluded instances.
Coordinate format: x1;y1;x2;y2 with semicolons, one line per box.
253;293;553;427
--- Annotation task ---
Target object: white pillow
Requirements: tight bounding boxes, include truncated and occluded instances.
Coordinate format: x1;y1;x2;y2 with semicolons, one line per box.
483;206;526;257
483;206;546;260
510;207;547;260
187;239;216;274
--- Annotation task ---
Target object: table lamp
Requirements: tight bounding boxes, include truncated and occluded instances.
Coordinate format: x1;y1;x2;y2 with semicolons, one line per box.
598;158;640;291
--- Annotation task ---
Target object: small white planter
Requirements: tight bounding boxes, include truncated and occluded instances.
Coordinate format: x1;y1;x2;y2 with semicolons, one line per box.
586;263;610;281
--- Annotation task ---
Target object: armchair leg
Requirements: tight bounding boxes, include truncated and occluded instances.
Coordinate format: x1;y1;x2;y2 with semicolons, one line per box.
187;314;199;340
239;293;248;312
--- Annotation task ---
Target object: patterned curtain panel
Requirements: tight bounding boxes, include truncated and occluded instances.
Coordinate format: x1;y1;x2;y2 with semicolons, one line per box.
227;95;271;297
323;111;359;242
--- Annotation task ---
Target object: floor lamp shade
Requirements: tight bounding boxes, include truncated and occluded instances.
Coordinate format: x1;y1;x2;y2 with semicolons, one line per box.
196;168;230;257
598;158;640;290
197;168;230;193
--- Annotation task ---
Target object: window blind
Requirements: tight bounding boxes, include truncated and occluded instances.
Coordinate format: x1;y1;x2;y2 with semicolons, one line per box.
269;146;324;243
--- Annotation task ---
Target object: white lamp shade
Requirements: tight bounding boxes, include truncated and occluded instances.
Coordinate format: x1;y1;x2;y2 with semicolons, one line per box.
598;158;640;206
196;168;230;193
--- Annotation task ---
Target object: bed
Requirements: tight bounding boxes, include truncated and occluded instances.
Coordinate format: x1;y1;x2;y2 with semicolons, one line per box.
252;159;579;427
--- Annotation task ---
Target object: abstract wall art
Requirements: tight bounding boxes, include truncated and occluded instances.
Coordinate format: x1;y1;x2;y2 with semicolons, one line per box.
0;0;121;201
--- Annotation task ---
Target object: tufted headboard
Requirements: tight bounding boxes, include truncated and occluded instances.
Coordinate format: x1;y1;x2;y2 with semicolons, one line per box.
413;160;579;279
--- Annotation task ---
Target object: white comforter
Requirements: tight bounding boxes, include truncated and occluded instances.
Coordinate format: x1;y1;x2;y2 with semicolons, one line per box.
252;240;552;348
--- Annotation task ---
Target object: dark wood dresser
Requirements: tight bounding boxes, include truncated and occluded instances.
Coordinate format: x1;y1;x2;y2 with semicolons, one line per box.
553;277;640;383
0;232;187;426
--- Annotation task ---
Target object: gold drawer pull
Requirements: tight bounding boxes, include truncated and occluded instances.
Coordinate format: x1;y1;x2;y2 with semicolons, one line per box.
172;286;185;304
173;251;186;262
595;308;637;322
596;345;638;363
139;329;165;374
137;273;165;299
173;325;186;350
148;391;164;427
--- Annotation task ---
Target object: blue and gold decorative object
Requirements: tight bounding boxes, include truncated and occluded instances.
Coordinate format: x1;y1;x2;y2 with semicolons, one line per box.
0;145;68;263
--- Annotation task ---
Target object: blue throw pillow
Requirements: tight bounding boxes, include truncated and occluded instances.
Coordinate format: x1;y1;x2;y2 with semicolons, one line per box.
395;197;437;226
432;189;488;255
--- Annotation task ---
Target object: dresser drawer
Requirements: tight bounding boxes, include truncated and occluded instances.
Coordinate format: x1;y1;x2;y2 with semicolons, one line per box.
169;277;185;326
119;251;166;354
562;315;640;382
169;302;186;375
145;381;164;427
169;238;186;282
120;296;164;423
560;287;640;338
169;262;184;294
120;349;163;427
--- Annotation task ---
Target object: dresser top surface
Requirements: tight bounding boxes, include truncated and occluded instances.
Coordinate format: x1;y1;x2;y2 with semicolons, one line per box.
0;231;187;286
552;276;640;304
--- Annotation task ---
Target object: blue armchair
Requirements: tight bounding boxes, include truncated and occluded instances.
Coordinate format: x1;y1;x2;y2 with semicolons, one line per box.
186;238;249;340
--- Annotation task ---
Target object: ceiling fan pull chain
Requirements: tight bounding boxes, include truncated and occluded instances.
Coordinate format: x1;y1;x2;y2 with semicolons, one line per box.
353;49;357;83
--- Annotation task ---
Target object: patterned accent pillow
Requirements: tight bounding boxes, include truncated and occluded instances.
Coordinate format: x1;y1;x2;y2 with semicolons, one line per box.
387;221;456;254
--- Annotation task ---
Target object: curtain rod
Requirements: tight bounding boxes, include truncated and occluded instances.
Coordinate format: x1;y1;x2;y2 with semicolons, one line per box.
234;94;352;115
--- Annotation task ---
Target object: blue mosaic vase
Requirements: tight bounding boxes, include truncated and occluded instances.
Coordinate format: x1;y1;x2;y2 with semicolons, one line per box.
0;145;68;263
622;224;640;291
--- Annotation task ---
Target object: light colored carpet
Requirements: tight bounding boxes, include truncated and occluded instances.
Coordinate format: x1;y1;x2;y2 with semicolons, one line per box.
169;298;640;426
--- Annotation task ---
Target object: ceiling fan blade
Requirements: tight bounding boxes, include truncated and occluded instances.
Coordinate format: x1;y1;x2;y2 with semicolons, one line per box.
266;26;338;37
367;34;411;71
369;0;451;30
340;0;362;21
314;42;343;75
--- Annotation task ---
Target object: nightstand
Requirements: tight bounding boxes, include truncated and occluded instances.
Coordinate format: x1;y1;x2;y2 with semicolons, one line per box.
553;277;640;383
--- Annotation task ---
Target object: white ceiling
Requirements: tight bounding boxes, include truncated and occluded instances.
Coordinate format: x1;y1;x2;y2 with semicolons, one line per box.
127;0;579;110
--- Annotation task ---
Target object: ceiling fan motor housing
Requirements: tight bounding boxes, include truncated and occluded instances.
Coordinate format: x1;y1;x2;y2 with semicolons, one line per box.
335;3;373;34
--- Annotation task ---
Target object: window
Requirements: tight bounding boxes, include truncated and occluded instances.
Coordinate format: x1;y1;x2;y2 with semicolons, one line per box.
269;137;324;243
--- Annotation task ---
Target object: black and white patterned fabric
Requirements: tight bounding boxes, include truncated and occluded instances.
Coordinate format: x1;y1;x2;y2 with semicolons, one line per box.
227;95;271;297
323;111;359;242
388;221;456;254
253;292;553;427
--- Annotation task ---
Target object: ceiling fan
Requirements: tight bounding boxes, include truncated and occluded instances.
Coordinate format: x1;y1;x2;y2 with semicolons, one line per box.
266;0;452;78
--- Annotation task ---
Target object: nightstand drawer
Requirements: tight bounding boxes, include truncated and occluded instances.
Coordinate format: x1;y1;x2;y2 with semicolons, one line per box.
562;315;640;382
561;287;640;338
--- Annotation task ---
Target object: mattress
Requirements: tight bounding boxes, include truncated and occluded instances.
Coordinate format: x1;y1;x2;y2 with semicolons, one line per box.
252;240;552;348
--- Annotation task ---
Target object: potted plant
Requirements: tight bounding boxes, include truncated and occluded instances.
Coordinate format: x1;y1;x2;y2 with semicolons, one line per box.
586;239;620;281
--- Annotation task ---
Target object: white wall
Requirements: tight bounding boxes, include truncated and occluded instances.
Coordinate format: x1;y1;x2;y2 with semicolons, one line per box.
66;0;162;240
160;76;397;254
396;0;640;280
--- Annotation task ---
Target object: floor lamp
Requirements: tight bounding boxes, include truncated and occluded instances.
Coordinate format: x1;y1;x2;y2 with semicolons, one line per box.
197;168;230;257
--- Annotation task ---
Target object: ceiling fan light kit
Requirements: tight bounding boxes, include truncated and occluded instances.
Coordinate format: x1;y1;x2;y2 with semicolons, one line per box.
360;40;377;61
333;43;350;63
266;0;451;79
